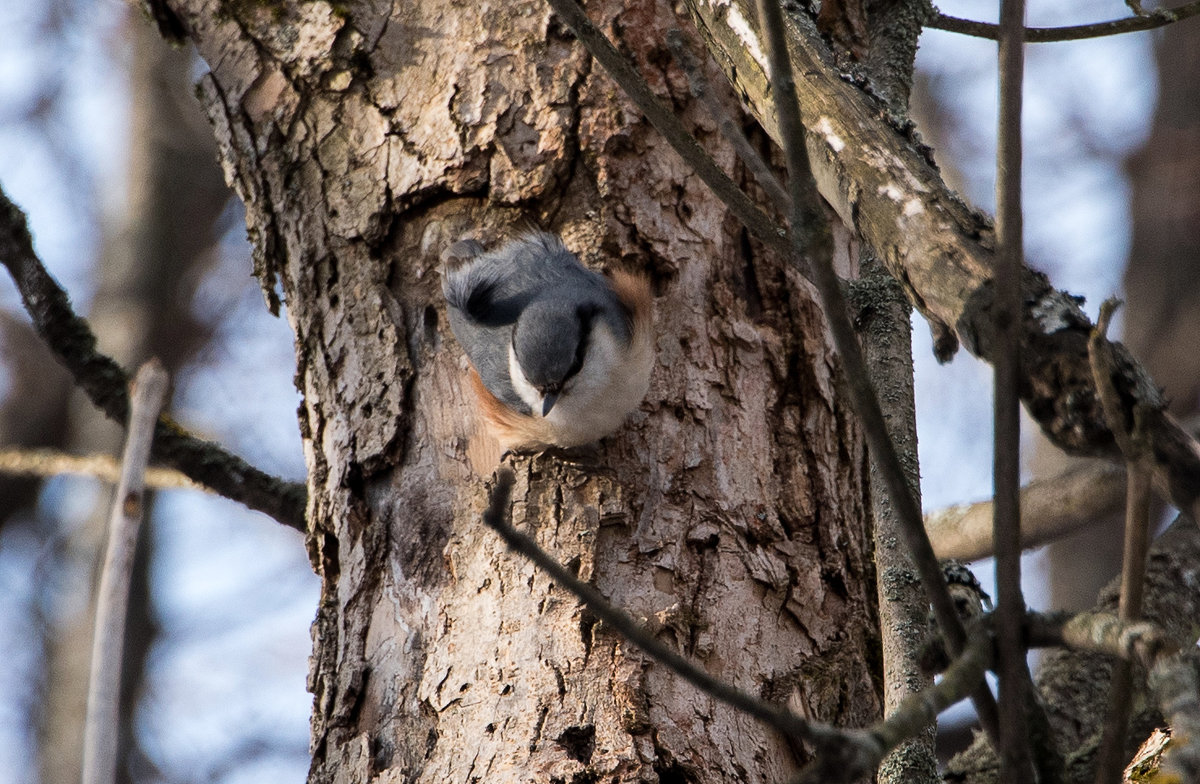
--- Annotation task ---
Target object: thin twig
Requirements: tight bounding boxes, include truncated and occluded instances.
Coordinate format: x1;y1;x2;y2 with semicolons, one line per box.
0;185;306;529
751;0;1002;744
665;29;792;212
1089;306;1157;784
993;0;1037;779
0;447;206;491
1093;450;1152;784
545;0;803;270
81;360;169;784
750;0;829;257
1088;300;1133;453
928;2;1200;43
481;467;873;763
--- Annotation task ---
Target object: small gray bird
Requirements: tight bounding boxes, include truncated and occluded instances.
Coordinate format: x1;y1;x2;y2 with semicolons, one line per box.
441;232;654;450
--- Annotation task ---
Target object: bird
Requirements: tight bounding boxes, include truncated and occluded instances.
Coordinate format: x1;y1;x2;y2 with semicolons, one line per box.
441;232;654;452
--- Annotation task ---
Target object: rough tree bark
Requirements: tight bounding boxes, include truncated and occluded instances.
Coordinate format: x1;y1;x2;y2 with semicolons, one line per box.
156;0;883;780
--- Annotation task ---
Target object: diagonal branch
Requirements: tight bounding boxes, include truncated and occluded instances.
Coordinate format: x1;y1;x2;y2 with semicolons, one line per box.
682;0;1200;524
924;459;1126;561
482;467;875;766
752;0;1004;747
0;185;307;530
488;466;1010;784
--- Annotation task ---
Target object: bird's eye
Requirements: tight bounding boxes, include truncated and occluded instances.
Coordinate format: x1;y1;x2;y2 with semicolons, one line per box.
565;308;595;381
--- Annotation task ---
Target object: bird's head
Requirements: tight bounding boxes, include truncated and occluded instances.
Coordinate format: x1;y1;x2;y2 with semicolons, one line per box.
510;297;597;416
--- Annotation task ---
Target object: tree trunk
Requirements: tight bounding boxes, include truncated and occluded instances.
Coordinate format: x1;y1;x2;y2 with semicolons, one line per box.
163;0;883;779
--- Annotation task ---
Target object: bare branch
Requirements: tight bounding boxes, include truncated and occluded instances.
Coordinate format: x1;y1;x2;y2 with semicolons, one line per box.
928;411;1200;558
0;447;206;491
1092;459;1152;783
924;459;1125;561
486;466;1013;783
854;255;936;783
81;360;169;784
993;0;1038;778
1089;305;1157;784
0;185;307;530
546;0;799;268
682;0;1200;536
928;2;1200;43
1028;611;1177;660
482;466;880;770
751;0;1004;745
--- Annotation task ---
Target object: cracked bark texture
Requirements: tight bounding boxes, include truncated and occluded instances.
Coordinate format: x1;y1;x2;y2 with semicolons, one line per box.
160;0;881;780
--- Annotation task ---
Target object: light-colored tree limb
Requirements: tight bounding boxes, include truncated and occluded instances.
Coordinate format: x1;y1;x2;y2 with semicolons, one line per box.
0;446;205;491
81;360;169;784
681;0;1200;524
854;257;937;783
925;459;1126;561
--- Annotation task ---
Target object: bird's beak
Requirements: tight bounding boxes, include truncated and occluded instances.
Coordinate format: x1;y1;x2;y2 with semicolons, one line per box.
541;391;559;417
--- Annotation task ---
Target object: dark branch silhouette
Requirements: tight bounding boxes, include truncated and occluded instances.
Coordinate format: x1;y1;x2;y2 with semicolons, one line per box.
0;185;307;530
929;2;1200;43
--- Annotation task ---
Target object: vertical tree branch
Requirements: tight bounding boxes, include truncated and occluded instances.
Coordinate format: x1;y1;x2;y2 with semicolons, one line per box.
751;0;1002;742
1090;304;1157;784
993;0;1037;779
81;360;169;784
1093;453;1152;784
852;255;937;784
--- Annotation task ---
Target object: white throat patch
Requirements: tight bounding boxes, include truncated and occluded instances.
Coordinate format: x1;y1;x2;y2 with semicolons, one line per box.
506;321;650;447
